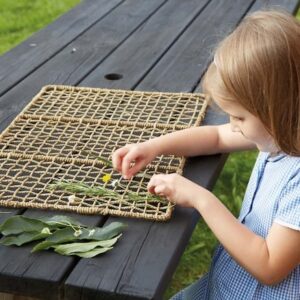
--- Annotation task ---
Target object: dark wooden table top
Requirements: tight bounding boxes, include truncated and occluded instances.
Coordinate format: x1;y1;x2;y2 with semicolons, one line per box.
0;1;299;299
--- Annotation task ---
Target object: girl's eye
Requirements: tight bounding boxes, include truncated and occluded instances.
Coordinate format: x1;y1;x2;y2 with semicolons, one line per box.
231;116;243;121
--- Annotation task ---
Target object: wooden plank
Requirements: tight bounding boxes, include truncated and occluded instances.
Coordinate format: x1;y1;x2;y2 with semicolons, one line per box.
137;0;255;93
0;0;123;97
79;0;210;89
0;0;167;133
0;293;38;300
0;1;167;298
64;217;155;300
64;1;254;299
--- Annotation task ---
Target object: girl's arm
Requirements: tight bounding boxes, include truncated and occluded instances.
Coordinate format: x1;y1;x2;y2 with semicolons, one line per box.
150;123;256;157
195;190;300;285
112;123;256;179
147;175;300;285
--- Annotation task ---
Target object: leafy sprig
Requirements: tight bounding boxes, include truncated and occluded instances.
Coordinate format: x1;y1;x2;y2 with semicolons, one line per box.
48;180;167;203
48;153;170;205
0;215;126;258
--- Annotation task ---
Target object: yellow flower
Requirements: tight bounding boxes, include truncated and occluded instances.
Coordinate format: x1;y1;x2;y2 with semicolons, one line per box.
102;174;111;183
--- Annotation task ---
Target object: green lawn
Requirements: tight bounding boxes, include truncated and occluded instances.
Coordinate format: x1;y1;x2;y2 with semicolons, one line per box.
0;0;80;54
0;2;299;299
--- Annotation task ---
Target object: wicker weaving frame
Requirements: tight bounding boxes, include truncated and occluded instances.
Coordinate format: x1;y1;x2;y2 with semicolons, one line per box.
0;85;208;221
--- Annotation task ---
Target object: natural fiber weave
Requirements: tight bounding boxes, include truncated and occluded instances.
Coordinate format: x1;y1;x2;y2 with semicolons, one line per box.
0;85;208;221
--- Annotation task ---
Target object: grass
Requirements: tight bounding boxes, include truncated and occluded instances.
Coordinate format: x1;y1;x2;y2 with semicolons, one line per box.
0;0;80;55
0;2;299;299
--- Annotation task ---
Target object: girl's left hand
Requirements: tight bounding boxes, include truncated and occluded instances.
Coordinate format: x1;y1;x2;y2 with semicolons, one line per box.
147;173;205;208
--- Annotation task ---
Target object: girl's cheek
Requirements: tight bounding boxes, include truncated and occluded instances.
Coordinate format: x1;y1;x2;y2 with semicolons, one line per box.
230;122;240;132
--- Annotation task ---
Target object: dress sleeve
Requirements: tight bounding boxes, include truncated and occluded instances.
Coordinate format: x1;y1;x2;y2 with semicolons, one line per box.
274;174;300;231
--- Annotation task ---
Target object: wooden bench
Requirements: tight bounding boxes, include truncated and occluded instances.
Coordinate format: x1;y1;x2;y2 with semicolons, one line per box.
0;1;299;299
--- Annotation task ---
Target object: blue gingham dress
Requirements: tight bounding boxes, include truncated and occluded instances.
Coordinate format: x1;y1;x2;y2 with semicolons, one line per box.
171;152;300;300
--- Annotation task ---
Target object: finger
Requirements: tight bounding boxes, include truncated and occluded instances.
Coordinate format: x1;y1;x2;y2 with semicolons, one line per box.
154;185;166;196
112;147;129;172
147;175;163;194
148;185;155;194
122;150;139;179
126;159;146;178
147;176;157;194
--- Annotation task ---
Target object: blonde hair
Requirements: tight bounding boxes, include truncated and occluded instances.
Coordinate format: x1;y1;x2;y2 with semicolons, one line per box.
202;10;300;155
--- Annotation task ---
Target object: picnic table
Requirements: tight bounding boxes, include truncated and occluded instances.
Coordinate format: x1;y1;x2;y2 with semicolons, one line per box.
0;0;299;299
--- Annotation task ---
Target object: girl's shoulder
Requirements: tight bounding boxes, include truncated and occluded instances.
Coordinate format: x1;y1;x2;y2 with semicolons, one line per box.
257;151;300;187
273;155;300;231
260;151;300;170
240;152;300;232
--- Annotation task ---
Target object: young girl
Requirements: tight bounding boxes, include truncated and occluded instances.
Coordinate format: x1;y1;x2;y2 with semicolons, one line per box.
112;10;300;299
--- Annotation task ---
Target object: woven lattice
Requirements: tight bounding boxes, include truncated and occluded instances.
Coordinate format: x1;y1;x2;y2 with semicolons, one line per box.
24;85;204;126
0;85;208;221
0;116;184;170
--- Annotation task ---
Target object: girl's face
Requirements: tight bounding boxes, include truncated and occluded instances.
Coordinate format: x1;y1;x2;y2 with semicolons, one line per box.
216;99;278;153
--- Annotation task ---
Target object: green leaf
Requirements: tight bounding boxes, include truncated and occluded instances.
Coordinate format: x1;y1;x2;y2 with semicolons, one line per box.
31;223;126;252
36;215;85;229
53;234;121;255
44;227;78;243
32;227;79;252
45;222;127;243
0;215;127;258
69;247;113;258
0;231;51;246
32;240;57;252
0;216;47;235
78;222;127;241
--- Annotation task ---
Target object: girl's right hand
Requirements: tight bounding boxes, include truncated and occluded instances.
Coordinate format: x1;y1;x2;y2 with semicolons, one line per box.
112;141;158;179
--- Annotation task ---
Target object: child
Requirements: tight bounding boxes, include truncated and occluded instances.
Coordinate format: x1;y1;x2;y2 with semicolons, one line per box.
112;10;300;299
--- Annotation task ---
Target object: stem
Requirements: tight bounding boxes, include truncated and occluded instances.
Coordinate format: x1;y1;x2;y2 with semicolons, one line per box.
46;220;83;231
48;181;168;204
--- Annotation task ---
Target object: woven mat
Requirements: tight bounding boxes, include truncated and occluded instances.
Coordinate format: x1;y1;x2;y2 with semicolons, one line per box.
0;85;208;221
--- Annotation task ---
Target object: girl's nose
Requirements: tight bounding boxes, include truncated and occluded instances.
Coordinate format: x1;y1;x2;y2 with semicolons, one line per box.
230;120;240;132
